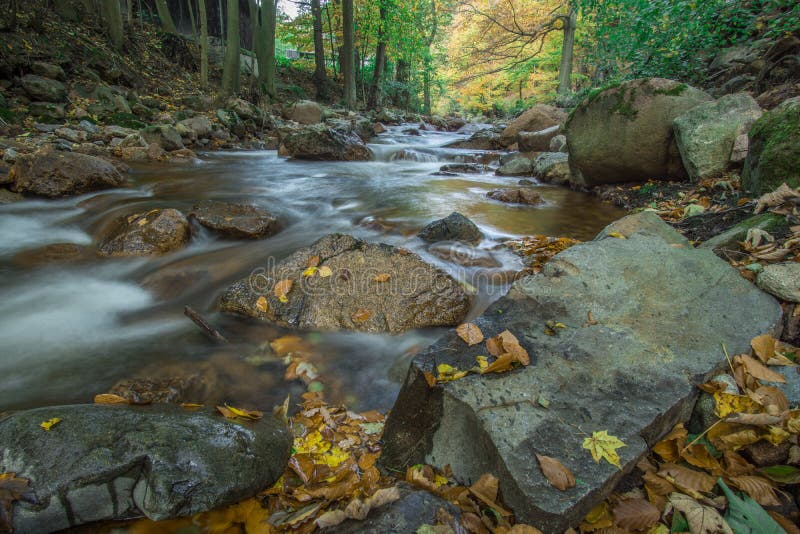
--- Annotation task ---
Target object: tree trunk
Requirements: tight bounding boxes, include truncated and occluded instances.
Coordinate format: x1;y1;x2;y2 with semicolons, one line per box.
199;0;208;88
221;0;240;97
311;0;327;99
423;55;432;115
155;0;176;32
367;2;386;110
254;0;276;98
342;0;356;109
324;2;337;76
186;0;198;41
126;0;132;22
101;0;124;51
557;5;577;96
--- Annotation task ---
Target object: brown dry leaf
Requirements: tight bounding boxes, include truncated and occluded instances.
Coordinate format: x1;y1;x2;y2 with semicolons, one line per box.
507;526;544;534
373;273;391;283
612;498;660;531
667;493;733;534
643;472;675;509
736;354;786;383
708;422;763;451
93;393;129;405
580;502;614;532
728;475;781;506
0;472;35;533
307;255;321;268
498;330;530;366
273;279;293;303
751;334;777;362
725;412;782;426
768;511;800;534
351;309;373;323
698;379;732;394
535;454;575;491
657;463;716;493
456;323;484;346
682;443;723;474
755;183;799;213
722;450;756;476
652;423;687;462
749;385;789;412
486;336;504;356
482;353;514;374
469;473;512;516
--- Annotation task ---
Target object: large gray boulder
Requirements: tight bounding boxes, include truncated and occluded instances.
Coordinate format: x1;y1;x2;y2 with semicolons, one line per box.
177;116;213;138
283;126;372;161
757;262;800;303
500;105;566;147
0;404;291;533
219;233;470;334
496;157;533;176
284;100;323;124
518;125;562;152
380;211;781;532
10;151;124;198
20;75;66;102
673;93;762;181
566;78;712;186
533;152;571;185
140;125;184;151
444;128;502;151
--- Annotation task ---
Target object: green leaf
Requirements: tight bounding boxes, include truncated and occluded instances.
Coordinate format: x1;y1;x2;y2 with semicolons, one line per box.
759;464;800;484
670;510;689;533
717;479;784;534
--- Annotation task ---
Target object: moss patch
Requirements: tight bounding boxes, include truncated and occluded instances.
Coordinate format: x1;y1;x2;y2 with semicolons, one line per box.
653;83;688;97
108;112;145;129
0;108;17;123
744;102;800;193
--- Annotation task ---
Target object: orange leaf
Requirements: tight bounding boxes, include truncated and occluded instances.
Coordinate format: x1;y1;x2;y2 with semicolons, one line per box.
352;309;373;323
93;393;129;405
751;334;776;362
373;273;391;282
535;453;575;491
273;279;293;302
456;323;484;346
307;255;320;268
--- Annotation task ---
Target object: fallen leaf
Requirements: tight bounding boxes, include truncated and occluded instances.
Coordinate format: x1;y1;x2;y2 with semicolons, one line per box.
582;430;626;469
373;273;391;282
40;418;61;431
456;323;484;346
535;453;575;491
729;475;781;506
736;354;786;383
302;266;318;277
658;463;716;493
0;473;35;533
652;423;687;462
274;279;293;303
719;479;784;534
713;391;762;418
255;296;269;313
307;255;321;268
667;492;733;534
754;183;800;214
216;404;263;420
482;353;514;374
612;497;660;531
318;265;333;277
607;232;627;239
351;309;373;323
93;393;129;405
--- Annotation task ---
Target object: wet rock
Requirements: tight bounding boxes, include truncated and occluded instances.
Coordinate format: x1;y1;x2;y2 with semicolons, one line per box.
226;97;263;123
98;208;190;257
549;134;568;152
324;483;462;533
699;212;787;253
518;125;561;152
428;242;500;267
487;187;544;205
757;262;800;303
177;116;213;139
354;119;377;142
439;163;485;174
743;97;800;194
28;102;65;122
103;125;137;140
10;151;124;198
188;200;280;239
566;78;712;186
496;157;533;176
31;61;66;81
20;75;66;102
403;127;421;136
0;404;291;532
418;212;483;244
729;133;749;164
0;188;23;204
533;152;571;185
283;126;372;161
445;128;502;150
219;233;470;334
119;133;149;148
140;125;184;151
216;108;245;138
673;93;762;181
380;212;781;532
283;100;322;124
12;243;94;267
500;105;567;147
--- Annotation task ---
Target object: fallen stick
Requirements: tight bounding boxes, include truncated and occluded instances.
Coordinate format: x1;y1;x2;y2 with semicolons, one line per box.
184;306;229;344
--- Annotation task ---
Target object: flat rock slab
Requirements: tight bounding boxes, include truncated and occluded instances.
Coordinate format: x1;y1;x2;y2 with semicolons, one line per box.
219;233;470;334
0;404;291;533
188;200;280;239
380;212;781;532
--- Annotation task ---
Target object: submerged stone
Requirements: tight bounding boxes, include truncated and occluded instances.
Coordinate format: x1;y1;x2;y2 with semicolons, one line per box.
380;212;781;532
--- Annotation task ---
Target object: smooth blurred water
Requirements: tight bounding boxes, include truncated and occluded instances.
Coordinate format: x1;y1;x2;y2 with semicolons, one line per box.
0;126;625;412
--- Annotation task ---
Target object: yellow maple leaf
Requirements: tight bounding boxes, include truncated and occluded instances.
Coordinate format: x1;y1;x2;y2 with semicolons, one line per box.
40;418;61;431
302;266;318;277
582;430;626;468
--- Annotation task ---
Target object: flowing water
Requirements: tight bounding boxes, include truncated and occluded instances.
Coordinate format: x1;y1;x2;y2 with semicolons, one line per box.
0;126;626;413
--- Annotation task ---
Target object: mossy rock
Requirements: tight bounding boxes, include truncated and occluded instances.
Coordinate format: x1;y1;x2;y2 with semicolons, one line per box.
742;99;800;194
0;107;17;124
109;112;146;129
